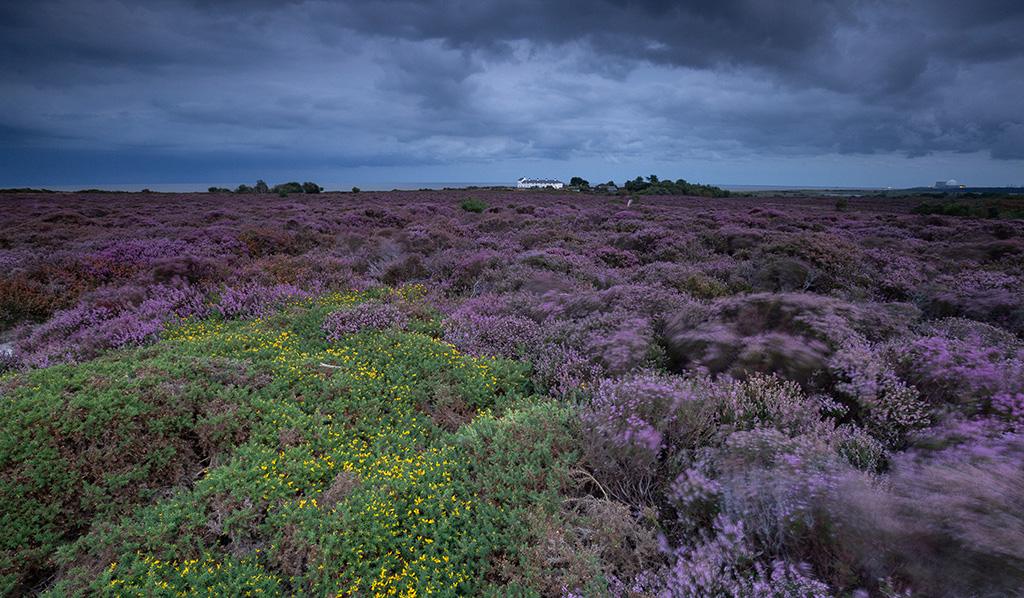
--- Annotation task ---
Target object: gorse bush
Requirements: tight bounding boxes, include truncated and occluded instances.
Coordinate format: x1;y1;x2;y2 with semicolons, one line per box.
0;290;575;595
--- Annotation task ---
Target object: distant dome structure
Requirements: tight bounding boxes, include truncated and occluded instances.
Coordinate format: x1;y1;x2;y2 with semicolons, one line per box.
946;179;958;186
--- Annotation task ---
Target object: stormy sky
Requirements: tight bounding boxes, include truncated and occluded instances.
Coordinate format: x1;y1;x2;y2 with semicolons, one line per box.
2;0;1023;188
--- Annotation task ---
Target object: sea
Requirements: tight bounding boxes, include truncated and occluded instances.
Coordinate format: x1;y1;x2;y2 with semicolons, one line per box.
40;182;890;193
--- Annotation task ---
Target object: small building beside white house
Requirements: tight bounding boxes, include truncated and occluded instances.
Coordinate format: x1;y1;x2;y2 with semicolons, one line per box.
517;177;564;189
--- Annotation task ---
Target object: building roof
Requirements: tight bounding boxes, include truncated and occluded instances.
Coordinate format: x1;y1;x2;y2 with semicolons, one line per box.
518;178;563;184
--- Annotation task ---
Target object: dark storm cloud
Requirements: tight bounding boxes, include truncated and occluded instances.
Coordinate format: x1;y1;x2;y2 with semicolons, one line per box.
336;0;850;69
334;0;1024;95
1;0;1023;185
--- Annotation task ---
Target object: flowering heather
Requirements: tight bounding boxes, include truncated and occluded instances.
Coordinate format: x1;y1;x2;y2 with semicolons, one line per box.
13;283;209;366
443;311;540;359
828;432;1024;597
581;374;697;494
1;190;1022;595
650;516;831;598
888;319;1024;409
217;282;312;319
323;301;408;340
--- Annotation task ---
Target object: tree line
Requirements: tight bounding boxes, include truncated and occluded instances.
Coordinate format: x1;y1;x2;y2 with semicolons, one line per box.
568;174;730;198
208;180;323;195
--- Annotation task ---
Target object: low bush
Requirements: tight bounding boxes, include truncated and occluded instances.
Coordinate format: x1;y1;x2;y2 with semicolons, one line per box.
460;198;487;213
0;353;258;593
610;516;829;597
322;301;408;340
915;272;1024;335
216;283;310;319
2;291;579;596
830;432;1024;597
0;276;64;329
912;197;1024;220
664;293;918;388
14;284;210;367
581;374;706;504
443;310;541;359
887;319;1024;409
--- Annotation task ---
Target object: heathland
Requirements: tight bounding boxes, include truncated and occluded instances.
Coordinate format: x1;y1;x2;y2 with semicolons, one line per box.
1;190;1022;596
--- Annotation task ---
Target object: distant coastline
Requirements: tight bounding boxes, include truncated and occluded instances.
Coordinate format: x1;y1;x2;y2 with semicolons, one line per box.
4;182;1022;194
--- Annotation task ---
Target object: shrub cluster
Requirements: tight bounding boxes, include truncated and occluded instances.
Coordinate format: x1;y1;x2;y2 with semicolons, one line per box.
912;196;1024;220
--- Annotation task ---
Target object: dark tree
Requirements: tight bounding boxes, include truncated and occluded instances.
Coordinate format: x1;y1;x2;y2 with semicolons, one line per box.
621;175;729;197
302;182;322;194
624;176;649;192
255;180;269;194
272;182;304;195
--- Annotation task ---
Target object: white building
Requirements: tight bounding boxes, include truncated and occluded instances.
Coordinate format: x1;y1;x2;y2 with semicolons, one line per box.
517;177;564;189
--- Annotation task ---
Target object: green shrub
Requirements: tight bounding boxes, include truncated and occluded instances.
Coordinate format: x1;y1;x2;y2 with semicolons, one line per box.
0;353;258;594
460;198;487;213
3;289;580;596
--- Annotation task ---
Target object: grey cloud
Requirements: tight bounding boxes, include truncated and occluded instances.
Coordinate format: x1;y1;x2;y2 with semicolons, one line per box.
0;0;1022;186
